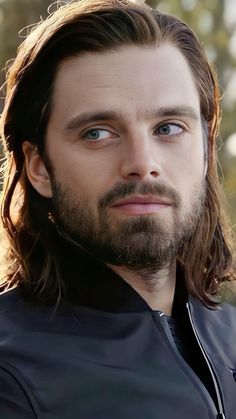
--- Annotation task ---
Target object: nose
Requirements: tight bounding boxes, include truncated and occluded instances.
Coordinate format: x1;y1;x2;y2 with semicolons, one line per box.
120;131;162;181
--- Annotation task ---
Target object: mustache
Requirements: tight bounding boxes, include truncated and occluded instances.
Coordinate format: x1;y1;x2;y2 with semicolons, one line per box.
99;181;181;209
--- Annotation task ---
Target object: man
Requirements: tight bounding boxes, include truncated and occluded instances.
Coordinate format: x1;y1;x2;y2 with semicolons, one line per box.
0;0;235;417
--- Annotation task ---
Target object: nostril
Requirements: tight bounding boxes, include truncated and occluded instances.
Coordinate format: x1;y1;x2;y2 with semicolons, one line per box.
150;170;159;177
121;160;162;180
128;172;140;177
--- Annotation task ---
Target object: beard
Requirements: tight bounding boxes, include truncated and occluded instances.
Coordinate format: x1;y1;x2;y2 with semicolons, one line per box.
49;178;206;273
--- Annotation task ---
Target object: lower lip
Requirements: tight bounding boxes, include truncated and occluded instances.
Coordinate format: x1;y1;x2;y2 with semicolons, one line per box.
111;203;170;215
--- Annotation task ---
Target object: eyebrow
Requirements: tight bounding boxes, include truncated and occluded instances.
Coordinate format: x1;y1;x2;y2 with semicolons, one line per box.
64;105;199;132
157;106;199;120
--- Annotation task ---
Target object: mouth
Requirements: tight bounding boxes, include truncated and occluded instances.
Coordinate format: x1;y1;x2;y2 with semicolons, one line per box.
110;195;171;215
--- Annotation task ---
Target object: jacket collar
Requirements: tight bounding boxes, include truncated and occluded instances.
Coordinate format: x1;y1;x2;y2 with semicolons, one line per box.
60;243;187;314
61;244;150;313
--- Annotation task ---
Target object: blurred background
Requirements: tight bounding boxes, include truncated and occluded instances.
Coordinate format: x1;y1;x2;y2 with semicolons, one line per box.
0;0;235;230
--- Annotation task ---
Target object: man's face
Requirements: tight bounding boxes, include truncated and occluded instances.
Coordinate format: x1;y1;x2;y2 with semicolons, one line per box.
44;44;206;269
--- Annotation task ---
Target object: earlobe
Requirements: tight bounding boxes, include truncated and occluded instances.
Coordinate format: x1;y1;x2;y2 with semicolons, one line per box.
22;141;52;198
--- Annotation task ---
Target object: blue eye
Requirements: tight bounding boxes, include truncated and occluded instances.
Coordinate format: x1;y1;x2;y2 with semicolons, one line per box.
156;123;183;136
83;129;111;141
86;130;100;140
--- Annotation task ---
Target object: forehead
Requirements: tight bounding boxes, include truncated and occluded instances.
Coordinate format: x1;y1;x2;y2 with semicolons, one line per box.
50;44;201;124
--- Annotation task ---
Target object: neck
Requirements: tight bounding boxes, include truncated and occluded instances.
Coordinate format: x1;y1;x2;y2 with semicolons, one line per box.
108;261;176;315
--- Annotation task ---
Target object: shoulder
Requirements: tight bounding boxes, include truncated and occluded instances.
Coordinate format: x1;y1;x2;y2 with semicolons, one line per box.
0;286;61;329
189;295;236;333
0;287;66;357
190;295;236;325
0;287;27;335
0;288;57;418
0;287;22;313
0;287;36;334
189;296;236;362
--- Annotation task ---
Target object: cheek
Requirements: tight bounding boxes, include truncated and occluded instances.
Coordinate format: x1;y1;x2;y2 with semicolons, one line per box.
178;138;205;178
165;146;204;206
181;167;205;209
56;159;112;204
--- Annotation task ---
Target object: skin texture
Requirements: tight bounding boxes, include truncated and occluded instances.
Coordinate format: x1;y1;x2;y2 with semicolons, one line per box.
23;44;205;314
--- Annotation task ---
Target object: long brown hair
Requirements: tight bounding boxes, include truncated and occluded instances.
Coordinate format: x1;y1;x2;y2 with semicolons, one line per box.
0;0;235;306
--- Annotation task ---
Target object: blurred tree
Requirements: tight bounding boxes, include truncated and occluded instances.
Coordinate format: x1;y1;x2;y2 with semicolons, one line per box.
0;0;51;90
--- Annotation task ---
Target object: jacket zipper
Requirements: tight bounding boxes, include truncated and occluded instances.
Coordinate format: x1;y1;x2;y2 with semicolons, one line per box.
186;302;226;419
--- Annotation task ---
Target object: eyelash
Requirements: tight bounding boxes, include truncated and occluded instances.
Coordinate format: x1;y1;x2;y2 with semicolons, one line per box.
153;122;185;138
80;128;116;142
80;122;185;143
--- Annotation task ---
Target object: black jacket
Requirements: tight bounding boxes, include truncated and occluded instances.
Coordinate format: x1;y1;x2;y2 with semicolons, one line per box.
0;259;236;419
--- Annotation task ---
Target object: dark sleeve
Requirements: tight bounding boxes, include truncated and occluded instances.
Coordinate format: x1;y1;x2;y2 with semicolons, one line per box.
0;366;38;419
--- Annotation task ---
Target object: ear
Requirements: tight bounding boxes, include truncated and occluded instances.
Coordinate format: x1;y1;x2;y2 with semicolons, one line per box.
22;141;52;198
